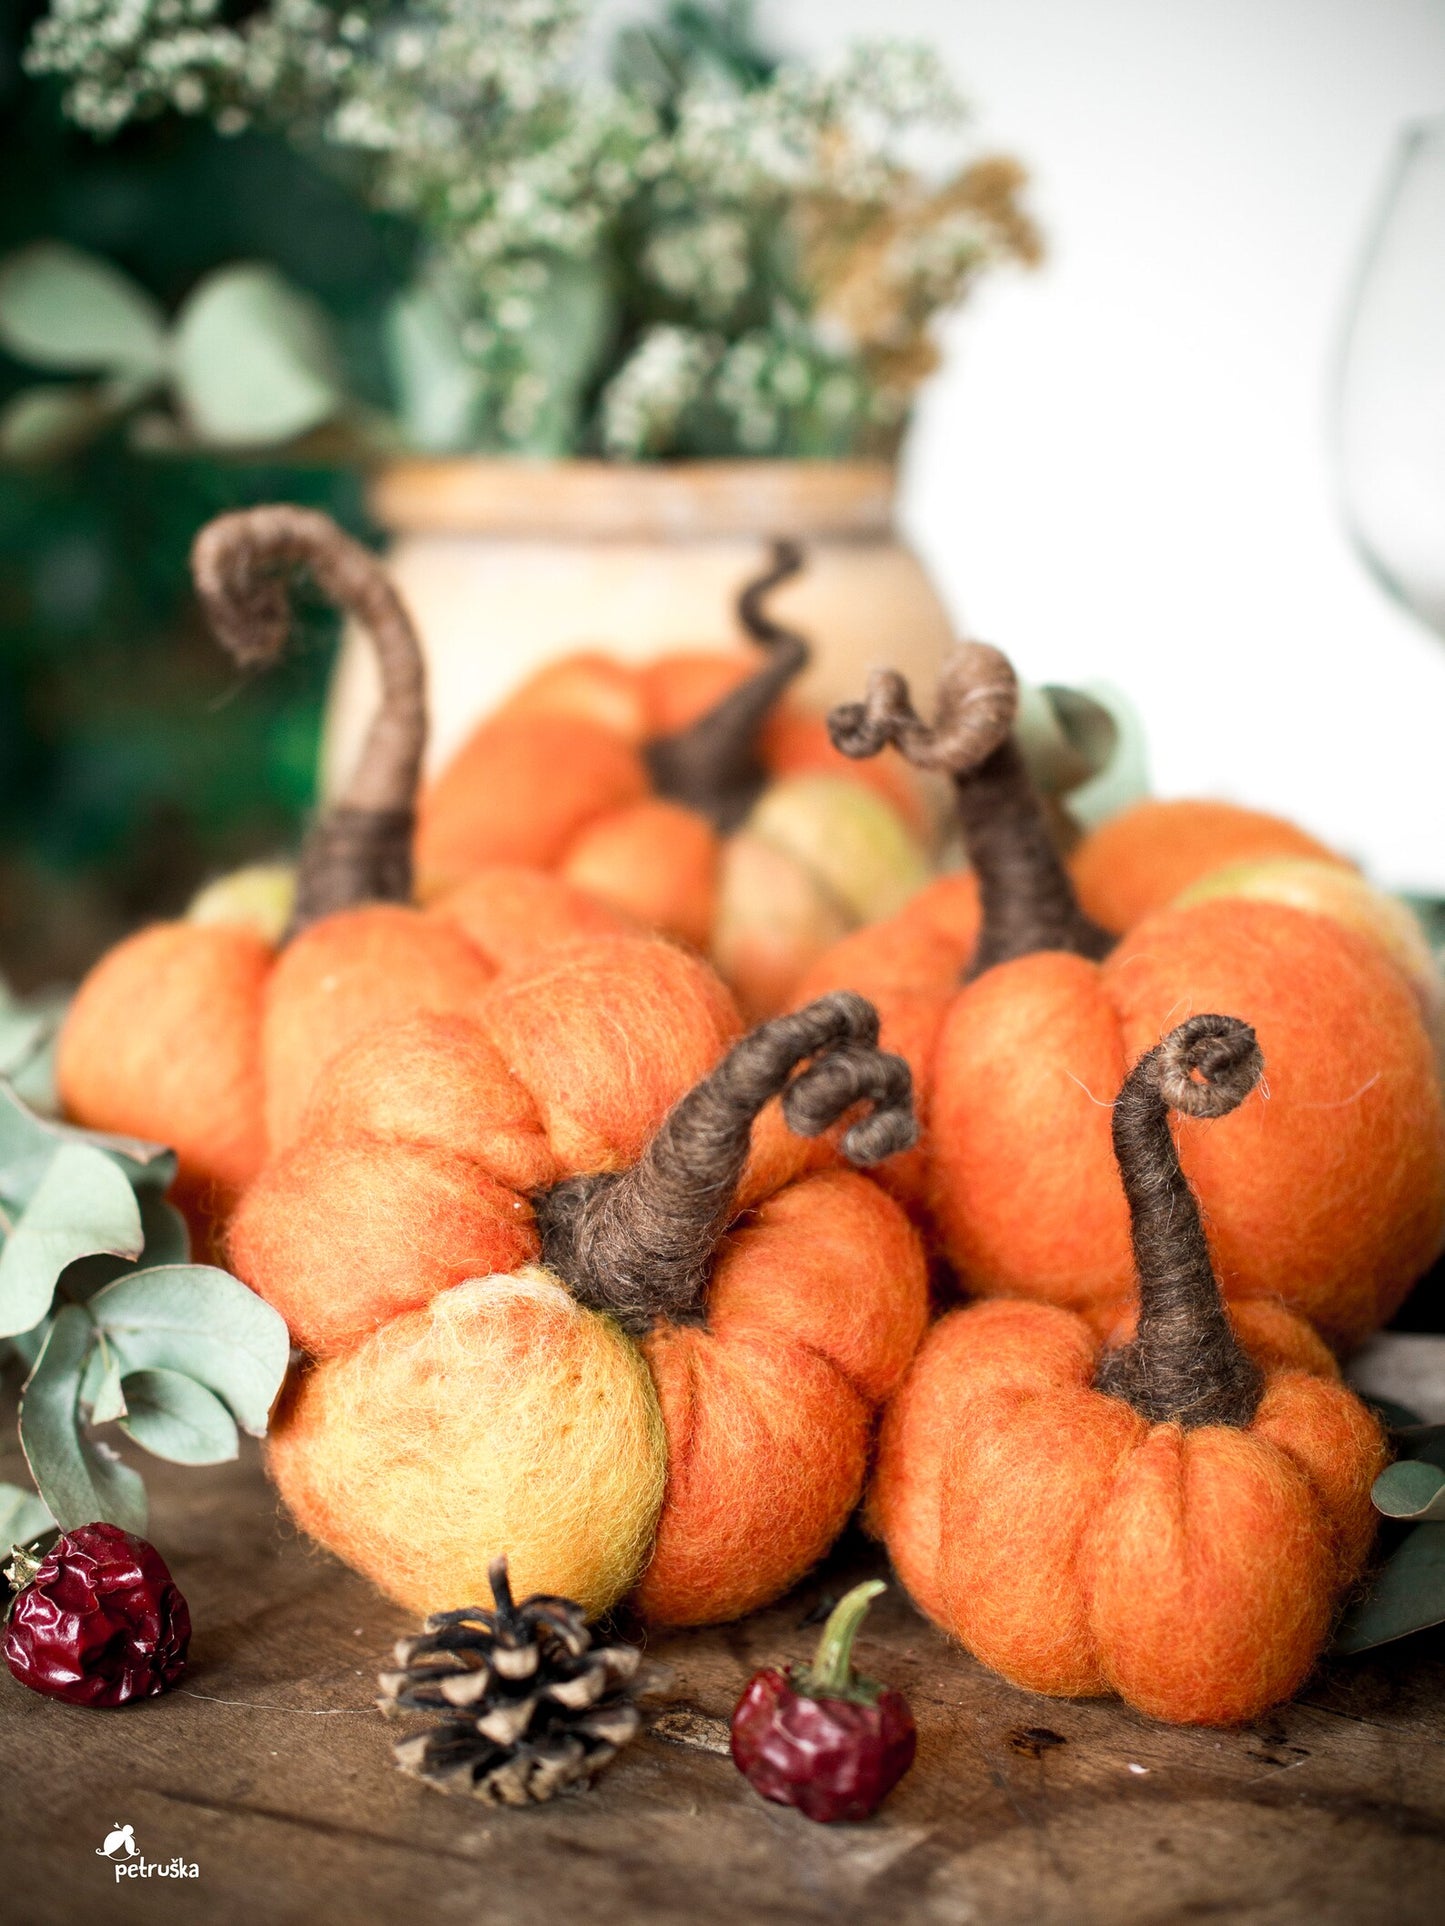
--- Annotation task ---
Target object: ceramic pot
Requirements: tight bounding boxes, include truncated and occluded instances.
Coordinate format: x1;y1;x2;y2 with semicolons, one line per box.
320;457;955;791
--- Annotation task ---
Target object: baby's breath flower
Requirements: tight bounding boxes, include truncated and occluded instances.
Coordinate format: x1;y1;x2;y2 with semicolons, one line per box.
26;1;1033;458
599;325;718;459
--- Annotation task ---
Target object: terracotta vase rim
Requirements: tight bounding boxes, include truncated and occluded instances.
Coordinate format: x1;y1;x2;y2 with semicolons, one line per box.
368;456;898;542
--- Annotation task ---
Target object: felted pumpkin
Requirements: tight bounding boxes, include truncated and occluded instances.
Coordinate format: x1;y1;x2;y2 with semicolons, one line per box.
871;1013;1387;1726
415;544;933;1019
226;953;930;1628
1069;804;1445;1059
798;643;1445;1348
57;506;632;1235
1069;796;1344;934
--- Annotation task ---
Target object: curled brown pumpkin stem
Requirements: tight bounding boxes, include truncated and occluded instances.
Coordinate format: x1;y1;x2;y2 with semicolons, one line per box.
533;991;915;1336
644;539;809;833
191;504;426;937
1094;1014;1265;1428
829;645;1112;978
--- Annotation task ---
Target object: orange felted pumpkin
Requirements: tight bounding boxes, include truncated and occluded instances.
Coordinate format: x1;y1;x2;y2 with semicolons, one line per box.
872;1014;1387;1726
1070;800;1445;1059
227;952;929;1628
416;545;933;1019
57;506;632;1237
799;643;1445;1348
1070;797;1344;934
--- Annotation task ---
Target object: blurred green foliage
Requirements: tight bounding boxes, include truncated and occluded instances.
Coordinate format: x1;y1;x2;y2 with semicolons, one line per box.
0;0;417;987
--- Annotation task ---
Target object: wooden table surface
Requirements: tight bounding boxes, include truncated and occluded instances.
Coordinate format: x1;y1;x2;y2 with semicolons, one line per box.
2;1438;1442;1926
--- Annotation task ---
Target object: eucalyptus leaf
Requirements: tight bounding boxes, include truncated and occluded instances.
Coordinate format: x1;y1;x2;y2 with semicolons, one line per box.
0;383;115;462
173;263;343;448
60;1185;192;1303
0;1079;63;1191
1014;680;1151;833
18;1304;146;1534
119;1368;239;1466
0;1482;54;1548
89;1266;289;1436
136;1189;190;1268
1333;1522;1445;1655
507;257;615;456
1372;1460;1445;1523
0;983;66;1114
5;1321;48;1375
0;1079;174;1211
81;1343;127;1425
385;282;486;453
0;1144;143;1339
0;242;168;378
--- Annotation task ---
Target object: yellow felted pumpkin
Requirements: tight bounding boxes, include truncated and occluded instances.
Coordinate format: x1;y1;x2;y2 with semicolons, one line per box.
227;939;930;1626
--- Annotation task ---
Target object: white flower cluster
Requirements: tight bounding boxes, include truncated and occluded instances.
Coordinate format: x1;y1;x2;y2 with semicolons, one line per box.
599;324;718;457
598;315;870;459
27;2;1026;457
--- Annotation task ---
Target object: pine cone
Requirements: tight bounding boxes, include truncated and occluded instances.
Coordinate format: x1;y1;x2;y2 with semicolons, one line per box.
378;1558;644;1805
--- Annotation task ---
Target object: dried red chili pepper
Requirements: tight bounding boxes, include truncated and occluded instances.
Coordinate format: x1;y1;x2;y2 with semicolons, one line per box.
3;1522;190;1708
730;1578;916;1823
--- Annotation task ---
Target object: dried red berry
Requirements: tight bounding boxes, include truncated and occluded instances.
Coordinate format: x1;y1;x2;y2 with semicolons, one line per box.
730;1579;916;1823
3;1522;190;1708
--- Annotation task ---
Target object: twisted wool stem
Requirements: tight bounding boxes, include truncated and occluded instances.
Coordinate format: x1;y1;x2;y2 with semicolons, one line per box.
1094;1014;1266;1428
828;644;1112;977
533;991;916;1336
191;505;427;936
643;540;809;833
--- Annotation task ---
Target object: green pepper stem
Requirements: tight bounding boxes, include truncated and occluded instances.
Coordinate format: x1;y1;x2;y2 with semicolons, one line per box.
804;1579;886;1697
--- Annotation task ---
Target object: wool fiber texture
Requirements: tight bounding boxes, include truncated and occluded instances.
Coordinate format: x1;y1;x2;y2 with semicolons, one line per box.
267;1268;667;1620
804;891;1445;1347
229;932;929;1628
873;1297;1386;1725
561;799;720;950
428;864;638;967
1071;797;1343;934
262;903;497;1152
57;921;271;1224
414;627;925;1007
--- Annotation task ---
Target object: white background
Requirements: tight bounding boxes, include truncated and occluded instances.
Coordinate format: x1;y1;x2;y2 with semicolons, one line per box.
773;0;1445;890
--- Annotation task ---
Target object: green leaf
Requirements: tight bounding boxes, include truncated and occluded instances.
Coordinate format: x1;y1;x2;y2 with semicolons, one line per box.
89;1266;289;1437
1014;681;1152;832
18;1305;147;1534
0;243;168;377
0;1482;54;1547
1373;1460;1445;1523
6;1320;48;1375
61;1185;192;1304
81;1344;127;1425
0;1144;143;1339
0;983;67;1115
0;383;113;462
119;1369;239;1466
0;1080;174;1213
172;264;343;448
1333;1522;1445;1655
385;282;487;453
506;257;615;456
137;1189;190;1267
1058;681;1151;831
0;1080;64;1200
